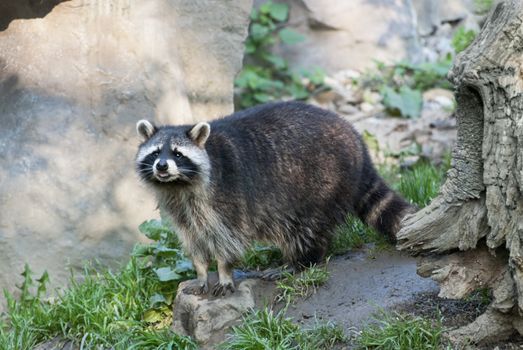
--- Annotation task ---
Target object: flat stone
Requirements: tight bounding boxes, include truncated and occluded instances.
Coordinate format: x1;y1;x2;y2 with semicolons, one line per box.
173;276;275;347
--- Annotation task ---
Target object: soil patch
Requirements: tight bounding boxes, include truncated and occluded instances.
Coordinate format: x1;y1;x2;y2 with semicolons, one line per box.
285;246;438;330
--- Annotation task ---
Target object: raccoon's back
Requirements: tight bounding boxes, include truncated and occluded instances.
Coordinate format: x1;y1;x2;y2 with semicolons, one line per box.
205;102;368;229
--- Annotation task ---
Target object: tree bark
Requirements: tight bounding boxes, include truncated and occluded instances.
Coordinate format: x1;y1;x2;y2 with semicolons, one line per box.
397;0;523;344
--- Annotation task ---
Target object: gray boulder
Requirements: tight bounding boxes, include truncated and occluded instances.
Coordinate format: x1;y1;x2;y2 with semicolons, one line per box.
0;0;251;299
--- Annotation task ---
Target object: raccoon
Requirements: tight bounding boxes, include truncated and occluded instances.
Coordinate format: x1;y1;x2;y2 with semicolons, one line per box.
135;101;413;296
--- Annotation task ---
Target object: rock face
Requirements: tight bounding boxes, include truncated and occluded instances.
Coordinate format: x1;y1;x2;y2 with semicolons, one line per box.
265;0;484;73
0;0;251;297
276;0;419;72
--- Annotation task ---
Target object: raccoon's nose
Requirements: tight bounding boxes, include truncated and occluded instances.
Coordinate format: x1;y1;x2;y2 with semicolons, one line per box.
156;160;168;171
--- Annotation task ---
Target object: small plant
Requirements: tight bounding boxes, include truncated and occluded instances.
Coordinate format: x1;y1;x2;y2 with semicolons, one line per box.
240;242;283;270
381;85;423;119
356;311;444;350
359;58;452;119
222;308;347;350
452;27;477;54
221;308;299;349
397;161;446;207
474;0;494;14
297;320;349;350
329;215;386;256
0;259;198;349
276;262;330;305
235;1;325;109
132;219;195;311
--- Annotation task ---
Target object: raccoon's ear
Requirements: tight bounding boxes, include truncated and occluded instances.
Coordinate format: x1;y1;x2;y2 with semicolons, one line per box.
136;120;157;141
188;122;211;148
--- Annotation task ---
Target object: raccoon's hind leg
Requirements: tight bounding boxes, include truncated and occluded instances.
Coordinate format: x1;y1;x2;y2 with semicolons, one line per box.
211;258;236;296
182;257;209;295
260;236;328;281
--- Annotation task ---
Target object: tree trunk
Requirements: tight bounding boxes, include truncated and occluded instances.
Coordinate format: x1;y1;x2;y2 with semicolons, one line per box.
397;0;523;344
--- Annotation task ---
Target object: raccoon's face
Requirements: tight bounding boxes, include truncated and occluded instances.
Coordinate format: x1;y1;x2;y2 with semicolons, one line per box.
135;120;211;185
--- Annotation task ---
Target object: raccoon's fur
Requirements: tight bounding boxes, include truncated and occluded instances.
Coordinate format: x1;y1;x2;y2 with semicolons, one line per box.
135;101;413;296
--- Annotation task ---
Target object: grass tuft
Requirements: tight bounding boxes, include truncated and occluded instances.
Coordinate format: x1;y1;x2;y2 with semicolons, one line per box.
297;320;349;350
221;308;347;350
276;263;330;305
330;215;387;255
0;258;197;350
397;161;446;207
221;308;299;350
356;311;443;350
240;242;283;270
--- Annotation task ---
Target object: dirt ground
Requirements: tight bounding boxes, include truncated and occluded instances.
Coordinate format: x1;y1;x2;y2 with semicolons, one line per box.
284;246;437;330
278;246;523;349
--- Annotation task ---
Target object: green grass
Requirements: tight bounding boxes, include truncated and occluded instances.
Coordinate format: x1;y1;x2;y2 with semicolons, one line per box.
276;263;330;305
296;320;348;350
0;259;197;350
240;242;283;270
356;311;444;350
221;308;348;350
397;161;446;207
330;215;387;255
474;0;493;14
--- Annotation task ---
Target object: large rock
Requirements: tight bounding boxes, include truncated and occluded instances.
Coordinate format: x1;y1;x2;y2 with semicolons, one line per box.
0;0;251;298
272;0;420;72
263;0;484;73
173;277;276;348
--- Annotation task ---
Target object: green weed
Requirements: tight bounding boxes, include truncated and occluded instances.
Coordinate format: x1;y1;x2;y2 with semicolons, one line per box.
221;308;347;350
240;242;283;270
296;320;349;350
0;258;197;349
276;263;330;305
221;308;299;349
330;215;386;256
235;1;325;109
359;58;452;119
474;0;494;14
451;27;477;54
356;311;443;350
397;161;446;207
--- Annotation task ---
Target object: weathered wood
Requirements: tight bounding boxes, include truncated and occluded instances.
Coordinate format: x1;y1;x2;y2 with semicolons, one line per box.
397;0;523;343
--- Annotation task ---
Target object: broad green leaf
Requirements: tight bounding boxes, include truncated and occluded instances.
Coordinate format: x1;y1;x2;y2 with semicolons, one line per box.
259;1;271;14
278;28;305;45
175;259;194;273
269;2;289;21
254;93;272;102
245;41;256;54
143;308;164;323
381;86;423;119
149;293;167;307
154;245;180;255
250;23;270;41
154;267;182;282
289;82;309;99
138;219;172;241
131;243;153;257
263;53;287;69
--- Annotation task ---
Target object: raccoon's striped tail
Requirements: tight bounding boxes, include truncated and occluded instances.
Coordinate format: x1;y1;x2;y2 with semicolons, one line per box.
355;178;415;241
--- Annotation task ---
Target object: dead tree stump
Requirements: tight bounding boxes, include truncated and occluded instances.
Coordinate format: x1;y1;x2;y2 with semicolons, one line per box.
397;0;523;344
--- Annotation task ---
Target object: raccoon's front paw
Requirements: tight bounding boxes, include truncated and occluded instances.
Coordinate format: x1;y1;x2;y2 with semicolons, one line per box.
182;280;209;295
211;281;235;296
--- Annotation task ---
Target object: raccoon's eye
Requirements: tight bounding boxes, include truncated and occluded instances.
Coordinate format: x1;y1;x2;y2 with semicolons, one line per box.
151;150;160;157
175;152;182;158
